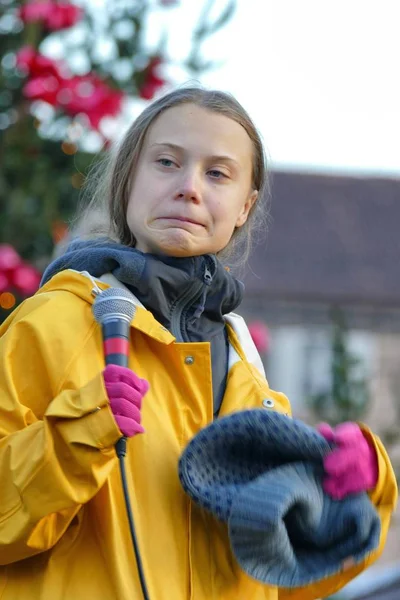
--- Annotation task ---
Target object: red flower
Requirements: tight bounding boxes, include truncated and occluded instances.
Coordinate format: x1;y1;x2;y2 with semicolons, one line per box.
0;273;9;294
0;244;22;271
16;46;62;79
58;75;124;128
19;0;52;22
46;3;83;30
11;264;42;297
19;1;83;31
17;48;65;107
17;49;123;129
248;321;270;354
0;245;41;297
23;75;61;105
138;57;166;100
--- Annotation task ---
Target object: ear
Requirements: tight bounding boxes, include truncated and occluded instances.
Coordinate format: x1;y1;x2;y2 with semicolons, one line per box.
235;190;258;228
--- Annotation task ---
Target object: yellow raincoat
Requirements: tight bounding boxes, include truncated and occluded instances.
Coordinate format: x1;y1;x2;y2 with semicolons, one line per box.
0;269;397;599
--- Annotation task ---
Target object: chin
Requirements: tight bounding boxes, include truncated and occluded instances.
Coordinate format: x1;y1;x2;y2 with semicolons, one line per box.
155;245;206;258
151;232;213;257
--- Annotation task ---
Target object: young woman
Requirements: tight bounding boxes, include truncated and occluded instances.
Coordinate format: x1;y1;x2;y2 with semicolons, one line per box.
0;87;397;599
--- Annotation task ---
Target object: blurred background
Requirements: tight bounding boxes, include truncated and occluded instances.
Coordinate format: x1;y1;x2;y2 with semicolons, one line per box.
1;1;399;597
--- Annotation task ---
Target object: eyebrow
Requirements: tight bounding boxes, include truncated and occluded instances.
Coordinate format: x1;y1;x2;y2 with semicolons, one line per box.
149;142;240;166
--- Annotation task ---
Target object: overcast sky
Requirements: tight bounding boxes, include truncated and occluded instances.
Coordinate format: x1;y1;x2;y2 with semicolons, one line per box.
158;0;400;177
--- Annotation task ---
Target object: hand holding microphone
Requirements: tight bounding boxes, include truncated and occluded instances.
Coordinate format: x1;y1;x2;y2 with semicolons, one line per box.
93;286;149;440
103;364;148;438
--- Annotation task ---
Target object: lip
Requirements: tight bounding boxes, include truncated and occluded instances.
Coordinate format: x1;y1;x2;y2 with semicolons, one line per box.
158;216;204;227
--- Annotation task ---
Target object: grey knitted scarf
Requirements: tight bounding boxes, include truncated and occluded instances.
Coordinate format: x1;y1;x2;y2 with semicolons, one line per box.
178;409;381;588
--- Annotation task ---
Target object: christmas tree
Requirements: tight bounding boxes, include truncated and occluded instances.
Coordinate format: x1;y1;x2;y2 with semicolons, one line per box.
309;307;370;425
0;0;235;321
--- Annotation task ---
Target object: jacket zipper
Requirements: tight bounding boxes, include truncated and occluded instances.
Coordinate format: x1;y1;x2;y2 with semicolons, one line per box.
170;256;215;342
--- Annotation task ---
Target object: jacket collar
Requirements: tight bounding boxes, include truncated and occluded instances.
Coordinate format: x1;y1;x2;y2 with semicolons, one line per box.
39;269;175;345
41;240;244;343
38;269;265;377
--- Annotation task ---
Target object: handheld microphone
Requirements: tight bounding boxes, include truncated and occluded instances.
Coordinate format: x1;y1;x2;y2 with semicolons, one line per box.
92;286;136;368
92;287;150;600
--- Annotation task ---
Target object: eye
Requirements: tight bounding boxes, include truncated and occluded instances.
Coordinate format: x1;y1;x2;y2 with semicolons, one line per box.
208;169;228;180
157;158;176;168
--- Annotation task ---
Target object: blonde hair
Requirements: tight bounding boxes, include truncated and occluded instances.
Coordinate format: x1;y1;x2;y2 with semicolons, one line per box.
74;86;270;267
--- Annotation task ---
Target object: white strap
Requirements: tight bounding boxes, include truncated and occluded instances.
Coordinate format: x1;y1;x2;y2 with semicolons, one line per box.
225;312;266;377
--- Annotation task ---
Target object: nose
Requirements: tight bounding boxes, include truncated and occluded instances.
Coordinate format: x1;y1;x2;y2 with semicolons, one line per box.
174;168;202;203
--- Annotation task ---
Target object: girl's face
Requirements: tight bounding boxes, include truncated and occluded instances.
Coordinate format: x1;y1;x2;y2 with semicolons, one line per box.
126;103;258;257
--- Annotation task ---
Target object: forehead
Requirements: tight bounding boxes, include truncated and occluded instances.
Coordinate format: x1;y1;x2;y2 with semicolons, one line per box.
143;103;254;163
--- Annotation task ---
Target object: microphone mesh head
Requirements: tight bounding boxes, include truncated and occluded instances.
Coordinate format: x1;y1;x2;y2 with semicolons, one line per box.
92;287;136;324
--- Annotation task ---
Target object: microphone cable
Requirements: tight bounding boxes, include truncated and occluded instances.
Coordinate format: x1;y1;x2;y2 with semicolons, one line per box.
93;287;151;600
116;437;150;600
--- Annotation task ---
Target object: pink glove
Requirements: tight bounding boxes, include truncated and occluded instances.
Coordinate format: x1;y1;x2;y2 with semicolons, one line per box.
103;364;149;438
317;422;378;500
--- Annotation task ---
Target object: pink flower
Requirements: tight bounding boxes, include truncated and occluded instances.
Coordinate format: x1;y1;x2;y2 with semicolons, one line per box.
23;75;61;105
0;273;10;294
58;75;124;128
17;48;66;107
16;46;62;79
19;0;53;22
248;321;270;354
11;264;42;297
0;245;42;297
19;1;83;31
46;3;83;30
17;51;124;129
0;245;22;271
138;57;166;100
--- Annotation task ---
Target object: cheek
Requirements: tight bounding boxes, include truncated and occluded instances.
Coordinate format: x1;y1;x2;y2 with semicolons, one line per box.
126;193;144;232
128;178;152;214
210;197;237;228
220;194;247;224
